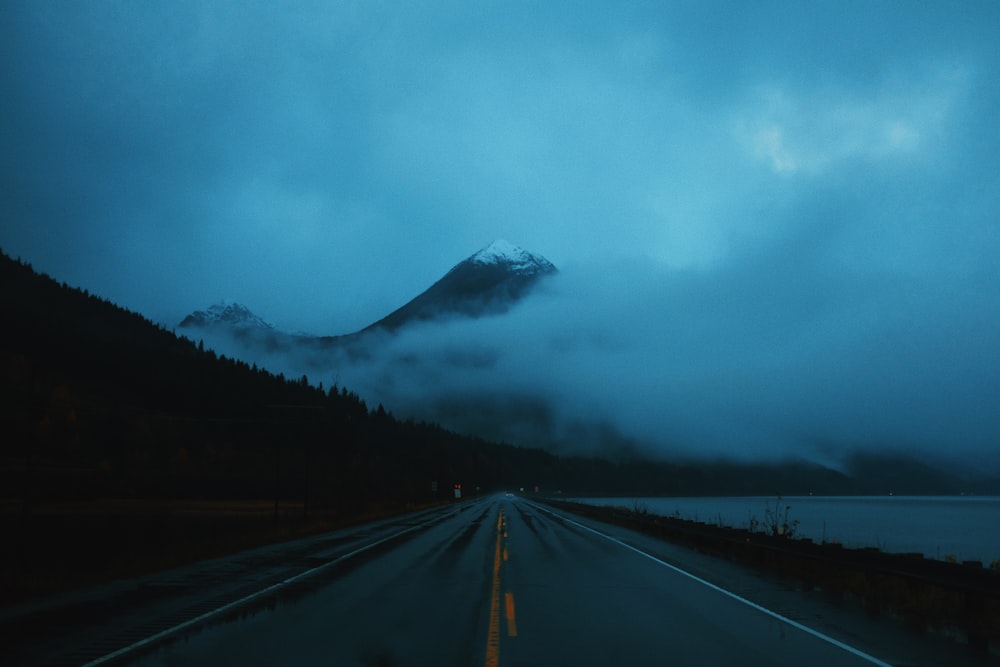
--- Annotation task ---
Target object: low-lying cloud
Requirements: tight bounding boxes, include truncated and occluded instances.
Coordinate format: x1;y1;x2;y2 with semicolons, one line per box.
197;236;1000;474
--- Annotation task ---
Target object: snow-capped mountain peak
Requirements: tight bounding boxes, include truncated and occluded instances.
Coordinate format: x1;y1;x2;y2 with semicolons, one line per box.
179;301;273;330
178;243;556;337
361;241;557;333
469;240;556;275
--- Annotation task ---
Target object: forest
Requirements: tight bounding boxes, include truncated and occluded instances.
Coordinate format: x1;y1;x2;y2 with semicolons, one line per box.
2;248;881;511
3;248;992;600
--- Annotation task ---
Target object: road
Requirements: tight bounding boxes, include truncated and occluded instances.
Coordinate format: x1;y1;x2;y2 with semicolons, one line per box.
5;495;995;666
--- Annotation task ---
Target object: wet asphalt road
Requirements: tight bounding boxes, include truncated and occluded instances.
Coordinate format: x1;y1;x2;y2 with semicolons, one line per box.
118;495;893;667
8;495;996;666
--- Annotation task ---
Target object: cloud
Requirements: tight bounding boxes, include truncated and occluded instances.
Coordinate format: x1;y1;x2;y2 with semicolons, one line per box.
195;240;1000;473
735;62;970;175
3;2;999;470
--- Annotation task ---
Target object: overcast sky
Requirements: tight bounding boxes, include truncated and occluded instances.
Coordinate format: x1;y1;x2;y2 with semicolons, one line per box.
2;2;999;467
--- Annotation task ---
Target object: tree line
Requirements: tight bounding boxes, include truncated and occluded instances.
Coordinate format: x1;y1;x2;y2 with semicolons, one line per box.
5;248;975;518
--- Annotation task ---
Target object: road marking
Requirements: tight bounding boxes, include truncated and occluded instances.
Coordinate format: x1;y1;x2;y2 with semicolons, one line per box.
529;502;893;667
485;507;504;667
81;511;453;667
505;591;518;637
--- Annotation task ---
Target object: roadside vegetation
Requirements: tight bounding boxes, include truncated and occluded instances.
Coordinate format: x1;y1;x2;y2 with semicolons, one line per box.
544;498;1000;656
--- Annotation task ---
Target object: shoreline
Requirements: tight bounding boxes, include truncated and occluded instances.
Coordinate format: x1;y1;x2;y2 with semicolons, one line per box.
539;496;1000;657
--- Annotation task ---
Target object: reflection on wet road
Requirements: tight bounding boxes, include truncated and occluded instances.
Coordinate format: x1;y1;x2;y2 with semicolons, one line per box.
120;495;894;667
9;495;994;666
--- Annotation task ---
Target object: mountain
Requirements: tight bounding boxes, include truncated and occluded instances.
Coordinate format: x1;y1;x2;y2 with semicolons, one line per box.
177;241;557;338
179;301;273;331
362;240;557;333
6;247;992;513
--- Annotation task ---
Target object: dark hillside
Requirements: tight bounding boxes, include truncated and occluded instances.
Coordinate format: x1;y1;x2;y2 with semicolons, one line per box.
3;248;991;507
0;249;561;507
4;247;993;601
1;248;572;599
0;249;864;506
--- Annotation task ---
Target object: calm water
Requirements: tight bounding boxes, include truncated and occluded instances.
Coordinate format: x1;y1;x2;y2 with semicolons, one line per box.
572;496;1000;564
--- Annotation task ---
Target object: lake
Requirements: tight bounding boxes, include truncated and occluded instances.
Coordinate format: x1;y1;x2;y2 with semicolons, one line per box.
570;495;1000;565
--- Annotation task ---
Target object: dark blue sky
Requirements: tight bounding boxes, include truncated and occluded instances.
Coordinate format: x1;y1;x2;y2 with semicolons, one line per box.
2;2;998;466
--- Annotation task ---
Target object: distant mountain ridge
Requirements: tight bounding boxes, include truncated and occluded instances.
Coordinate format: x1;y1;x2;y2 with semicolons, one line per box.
178;241;557;337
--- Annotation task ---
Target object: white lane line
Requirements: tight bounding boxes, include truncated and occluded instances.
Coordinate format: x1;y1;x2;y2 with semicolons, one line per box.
528;501;893;667
82;513;449;667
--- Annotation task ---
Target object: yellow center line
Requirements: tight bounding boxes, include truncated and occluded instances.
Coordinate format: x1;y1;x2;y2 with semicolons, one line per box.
504;591;518;637
485;508;504;667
